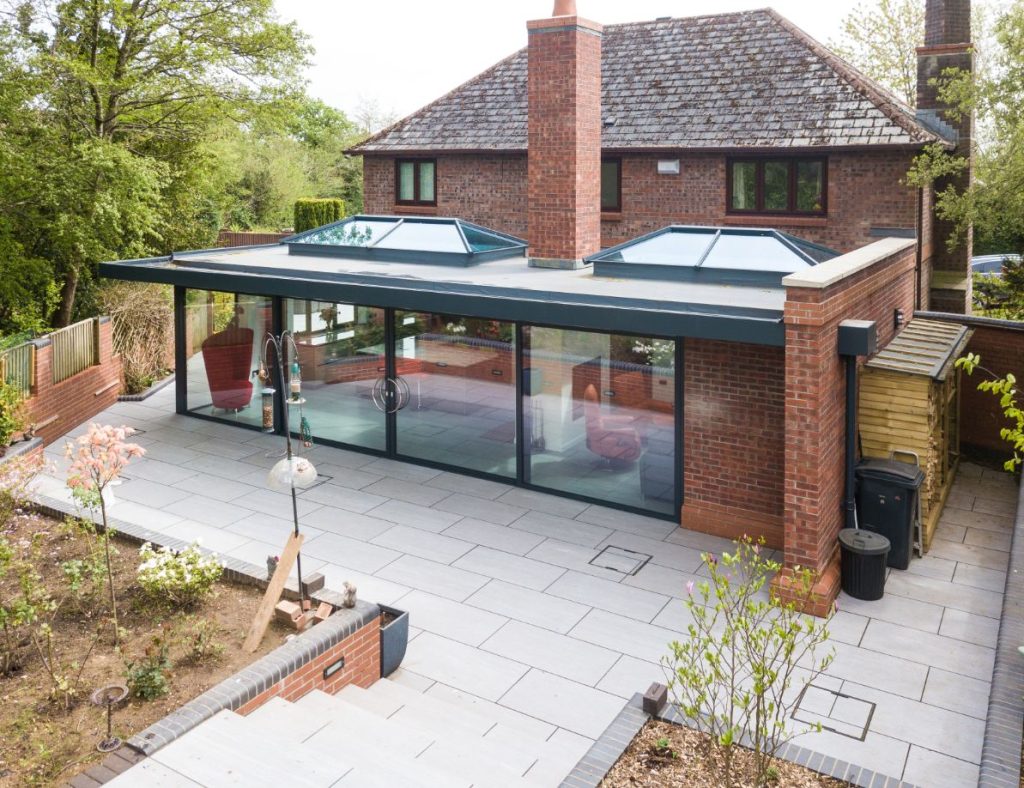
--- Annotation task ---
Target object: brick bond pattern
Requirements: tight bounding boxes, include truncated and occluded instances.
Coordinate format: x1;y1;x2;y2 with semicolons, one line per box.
956;319;1024;458
25;318;123;446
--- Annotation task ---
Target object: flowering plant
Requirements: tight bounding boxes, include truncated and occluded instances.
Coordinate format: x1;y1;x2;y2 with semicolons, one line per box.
137;541;224;608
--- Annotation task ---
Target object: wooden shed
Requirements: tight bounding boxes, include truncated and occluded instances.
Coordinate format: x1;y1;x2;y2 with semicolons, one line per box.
859;319;973;550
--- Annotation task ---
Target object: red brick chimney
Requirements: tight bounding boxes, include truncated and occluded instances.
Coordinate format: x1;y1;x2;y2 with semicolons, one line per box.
527;2;603;268
918;0;974;313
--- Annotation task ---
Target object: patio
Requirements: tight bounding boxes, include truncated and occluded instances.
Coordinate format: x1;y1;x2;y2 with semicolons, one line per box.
30;386;1016;787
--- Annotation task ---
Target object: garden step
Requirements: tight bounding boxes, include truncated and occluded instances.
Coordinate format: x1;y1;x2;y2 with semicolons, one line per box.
338;685;540;777
246;695;334;741
415;680;557;743
294;691;434;757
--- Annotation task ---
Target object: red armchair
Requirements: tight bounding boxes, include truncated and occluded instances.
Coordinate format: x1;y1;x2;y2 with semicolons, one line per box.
583;384;642;464
202;328;254;411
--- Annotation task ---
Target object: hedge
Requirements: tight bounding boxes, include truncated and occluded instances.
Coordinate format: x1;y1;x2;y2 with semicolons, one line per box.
294;198;345;233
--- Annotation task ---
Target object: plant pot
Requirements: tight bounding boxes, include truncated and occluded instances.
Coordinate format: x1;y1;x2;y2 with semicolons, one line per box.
379;604;409;678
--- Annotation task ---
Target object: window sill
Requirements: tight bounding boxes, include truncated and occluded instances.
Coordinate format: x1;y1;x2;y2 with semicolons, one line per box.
393;204;439;215
601;212;624;222
724;214;827;228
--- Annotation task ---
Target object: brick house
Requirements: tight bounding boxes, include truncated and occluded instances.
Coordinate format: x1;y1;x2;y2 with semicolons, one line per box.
101;0;974;614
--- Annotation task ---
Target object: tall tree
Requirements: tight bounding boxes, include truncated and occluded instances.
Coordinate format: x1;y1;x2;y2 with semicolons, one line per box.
1;0;311;325
831;0;925;106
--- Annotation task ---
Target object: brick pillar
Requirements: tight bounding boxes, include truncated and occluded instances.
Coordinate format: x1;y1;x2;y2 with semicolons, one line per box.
526;12;603;268
919;0;974;313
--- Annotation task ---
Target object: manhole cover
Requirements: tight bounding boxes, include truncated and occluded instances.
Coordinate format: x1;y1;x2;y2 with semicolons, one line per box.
589;546;652;576
793;684;875;740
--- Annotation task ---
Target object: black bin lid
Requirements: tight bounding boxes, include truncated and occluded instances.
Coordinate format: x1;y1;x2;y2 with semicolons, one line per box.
855;459;925;488
839;528;891;556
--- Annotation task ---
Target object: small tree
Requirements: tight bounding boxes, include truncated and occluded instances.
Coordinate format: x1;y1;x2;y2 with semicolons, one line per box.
293;198;344;233
66;424;145;647
663;538;835;787
956;352;1023;472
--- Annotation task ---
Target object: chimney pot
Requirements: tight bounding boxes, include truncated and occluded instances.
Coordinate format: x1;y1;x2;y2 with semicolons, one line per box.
553;0;576;16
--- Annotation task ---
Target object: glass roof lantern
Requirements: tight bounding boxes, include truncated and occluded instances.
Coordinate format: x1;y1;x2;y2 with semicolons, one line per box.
585;226;839;286
284;215;528;266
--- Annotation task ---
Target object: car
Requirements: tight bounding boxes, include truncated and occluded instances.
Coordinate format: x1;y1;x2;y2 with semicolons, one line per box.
971;253;1021;277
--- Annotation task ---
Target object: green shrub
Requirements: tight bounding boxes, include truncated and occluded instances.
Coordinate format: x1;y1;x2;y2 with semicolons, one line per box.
137;542;224;608
0;380;25;449
125;631;171;700
293;198;344;233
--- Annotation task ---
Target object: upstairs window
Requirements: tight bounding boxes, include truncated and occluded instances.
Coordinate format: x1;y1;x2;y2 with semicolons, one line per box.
601;158;622;212
396;159;437;206
728;158;827;216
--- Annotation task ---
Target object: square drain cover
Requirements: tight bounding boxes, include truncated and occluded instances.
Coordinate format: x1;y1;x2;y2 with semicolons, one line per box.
589;546;652;576
793;684;875;741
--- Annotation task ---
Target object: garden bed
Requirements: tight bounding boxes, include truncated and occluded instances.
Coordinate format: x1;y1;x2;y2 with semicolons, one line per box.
0;510;287;787
601;720;850;788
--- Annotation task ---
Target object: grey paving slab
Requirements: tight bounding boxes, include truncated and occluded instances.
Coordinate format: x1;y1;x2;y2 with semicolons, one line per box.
465;579;590;634
228;511;325;549
595;655;665;699
187;437;264;461
403;632;527;702
525;538;623;580
309;464;384;491
452;546;566;591
495;487;589;518
938;505;1014;532
372;525;475;565
922;667;991;720
160;519;251;555
570;608;680;664
597;530;707;572
316;563;411;606
934;522;967;543
361;457;443;482
547;570;670;622
395;589;508;647
903;745;980;788
366;499;463;533
145;426;209;448
171;473;256;503
302;532;402;574
952;562;1007;593
435;492;527;526
836;588;944;634
442;518;546;555
299;508;394;542
574;504;677;538
938;606;1000;648
126;457;200;485
510;510;613;548
973;496;1017;518
481;620;619;686
116;477;194;508
426;471;513;500
300;481;389;515
885;571;1004;618
162;494;253;528
662;527;739;555
425;681;558;742
362;477;452;507
499;668;624;740
828;641;929;700
963;526;1013;551
790;728;909;784
904;553;957;582
621;562;700;598
233;488;324;520
227;537;326;579
825;610;870;646
376;555;490;601
107;499;186;530
928;539;1010;571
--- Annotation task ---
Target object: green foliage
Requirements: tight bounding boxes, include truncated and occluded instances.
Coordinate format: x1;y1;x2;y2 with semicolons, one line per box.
973;255;1024;318
137;542;224;608
663;538;834;787
125;630;172;700
177;616;224;664
294;198;345;233
0;380;25;448
956;352;1023;471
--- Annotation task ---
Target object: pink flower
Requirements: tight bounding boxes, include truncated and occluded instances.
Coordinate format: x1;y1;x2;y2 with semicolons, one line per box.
707;553;717;566
686;580;695;596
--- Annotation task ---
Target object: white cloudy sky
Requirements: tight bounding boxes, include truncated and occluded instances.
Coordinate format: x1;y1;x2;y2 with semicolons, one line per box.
272;1;857;120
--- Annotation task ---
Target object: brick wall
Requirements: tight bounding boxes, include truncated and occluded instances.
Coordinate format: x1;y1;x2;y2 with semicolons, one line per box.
363;149;926;258
682;339;786;548
960;324;1024;458
236;616;380;715
25;318;123;446
777;239;918;614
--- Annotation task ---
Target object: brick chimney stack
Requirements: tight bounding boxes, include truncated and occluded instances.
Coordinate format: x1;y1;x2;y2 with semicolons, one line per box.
918;0;974;313
526;2;603;268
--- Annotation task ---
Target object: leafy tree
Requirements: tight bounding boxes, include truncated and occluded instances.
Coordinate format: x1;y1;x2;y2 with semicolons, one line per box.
832;0;924;106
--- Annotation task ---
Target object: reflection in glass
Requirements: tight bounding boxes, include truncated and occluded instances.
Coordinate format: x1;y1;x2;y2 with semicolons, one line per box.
394;313;516;478
523;327;676;514
184;290;272;428
764;161;790;211
731;162;756;210
796;161;824;212
285;299;387;451
398;162;416;202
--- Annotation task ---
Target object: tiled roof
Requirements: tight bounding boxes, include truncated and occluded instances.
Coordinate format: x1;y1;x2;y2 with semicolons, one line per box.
352;9;942;154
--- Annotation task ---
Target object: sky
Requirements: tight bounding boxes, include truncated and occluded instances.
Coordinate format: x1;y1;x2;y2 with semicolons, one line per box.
272;1;857;122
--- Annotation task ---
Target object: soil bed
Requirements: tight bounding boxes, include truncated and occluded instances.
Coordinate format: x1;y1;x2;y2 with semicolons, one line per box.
602;719;851;788
1;511;289;786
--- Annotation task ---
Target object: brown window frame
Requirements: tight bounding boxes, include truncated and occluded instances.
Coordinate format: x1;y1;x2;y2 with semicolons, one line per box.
726;157;828;216
601;157;622;213
395;158;438;207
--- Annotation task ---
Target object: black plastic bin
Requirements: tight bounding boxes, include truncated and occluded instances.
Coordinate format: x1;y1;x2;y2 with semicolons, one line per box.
855;459;924;570
839;528;890;601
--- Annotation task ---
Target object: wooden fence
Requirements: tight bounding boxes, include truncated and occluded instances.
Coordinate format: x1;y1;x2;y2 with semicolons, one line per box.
51;318;100;384
0;342;36;398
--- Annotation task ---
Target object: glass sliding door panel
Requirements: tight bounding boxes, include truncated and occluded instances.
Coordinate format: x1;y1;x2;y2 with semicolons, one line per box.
522;327;676;515
284;299;387;451
184;289;271;428
394;312;516;478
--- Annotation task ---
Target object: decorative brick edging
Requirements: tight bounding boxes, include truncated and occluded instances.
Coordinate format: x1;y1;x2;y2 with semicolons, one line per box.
561;692;918;788
117;373;175;402
978;477;1024;787
559;693;649;788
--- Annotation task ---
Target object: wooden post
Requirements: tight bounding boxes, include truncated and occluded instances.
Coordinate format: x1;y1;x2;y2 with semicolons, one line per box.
243;532;304;653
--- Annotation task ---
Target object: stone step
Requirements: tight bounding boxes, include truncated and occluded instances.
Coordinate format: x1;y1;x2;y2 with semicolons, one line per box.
246;695;333;741
293;691;433;757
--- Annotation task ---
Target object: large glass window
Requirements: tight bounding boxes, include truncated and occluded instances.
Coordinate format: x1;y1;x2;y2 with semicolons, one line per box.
393;312;516;477
284;299;387;451
523;327;676;515
728;158;827;215
184;290;272;428
395;159;437;206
